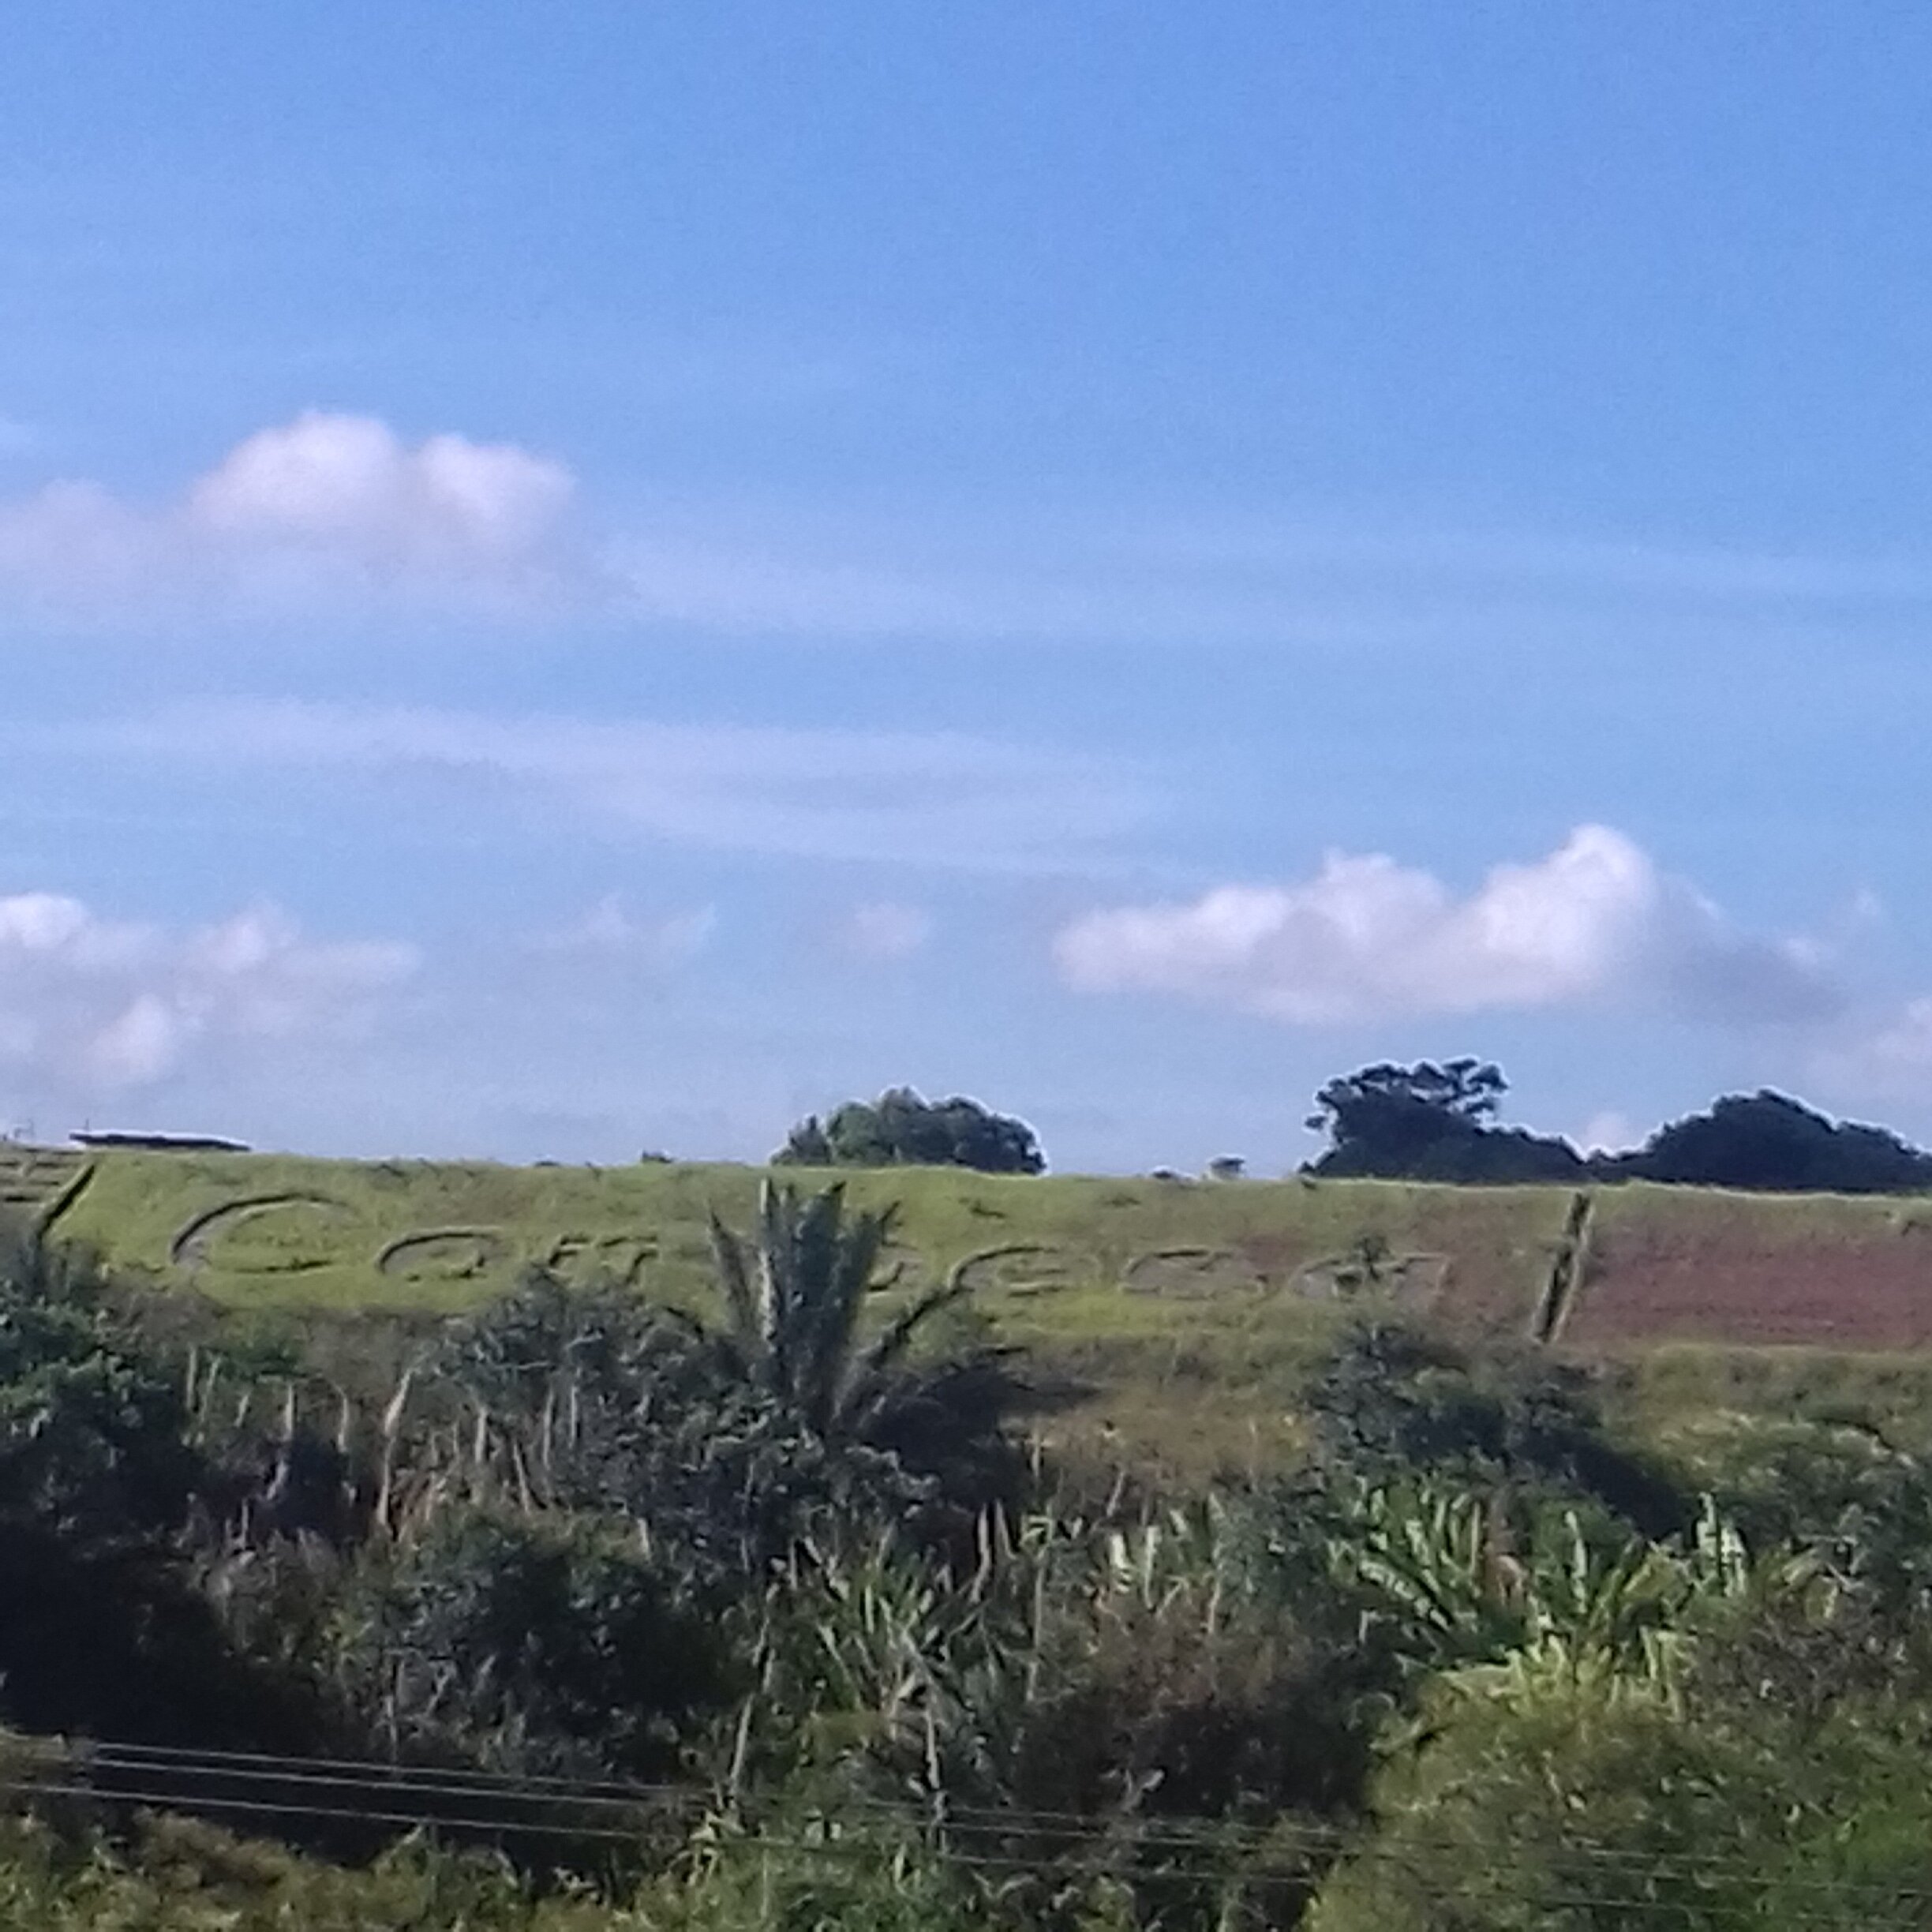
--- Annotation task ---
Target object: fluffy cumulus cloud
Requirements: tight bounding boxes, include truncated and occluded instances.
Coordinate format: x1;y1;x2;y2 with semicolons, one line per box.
1054;826;1839;1028
0;890;416;1101
0;412;578;620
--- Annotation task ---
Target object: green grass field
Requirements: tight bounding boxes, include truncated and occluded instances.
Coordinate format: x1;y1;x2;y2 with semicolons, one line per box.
43;1151;1567;1309
16;1143;1932;1471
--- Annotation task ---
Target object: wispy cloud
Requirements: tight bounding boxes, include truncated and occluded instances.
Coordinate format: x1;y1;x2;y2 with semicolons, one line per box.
1136;517;1932;607
7;410;1932;647
1810;997;1932;1105
0;889;415;1097
837;900;934;962
1054;826;1841;1028
606;519;1932;650
89;699;1150;872
532;893;717;964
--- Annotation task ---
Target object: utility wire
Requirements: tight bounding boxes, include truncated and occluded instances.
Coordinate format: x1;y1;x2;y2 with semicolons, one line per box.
51;1736;1932;1890
13;1742;1932;1907
9;1776;1930;1921
39;1736;1932;1877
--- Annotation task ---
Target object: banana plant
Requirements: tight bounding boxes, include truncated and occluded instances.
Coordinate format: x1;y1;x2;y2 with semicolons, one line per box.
1330;1478;1763;1692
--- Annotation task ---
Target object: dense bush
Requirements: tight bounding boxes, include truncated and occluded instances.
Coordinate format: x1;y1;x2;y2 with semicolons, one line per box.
0;1221;197;1541
0;1226;305;1747
1307;1648;1932;1930
8;1193;1932;1923
1304;1319;1687;1536
338;1509;729;1779
0;1810;1005;1931
775;1088;1046;1175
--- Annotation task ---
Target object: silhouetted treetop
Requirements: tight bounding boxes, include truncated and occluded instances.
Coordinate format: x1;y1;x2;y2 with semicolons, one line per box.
1303;1059;1932;1193
773;1086;1046;1174
1597;1089;1932;1194
1305;1058;1584;1183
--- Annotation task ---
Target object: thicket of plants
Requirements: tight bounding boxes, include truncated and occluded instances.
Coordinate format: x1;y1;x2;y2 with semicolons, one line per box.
4;1188;1932;1925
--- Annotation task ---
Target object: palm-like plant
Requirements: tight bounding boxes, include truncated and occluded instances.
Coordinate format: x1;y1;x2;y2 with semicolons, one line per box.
706;1180;973;1443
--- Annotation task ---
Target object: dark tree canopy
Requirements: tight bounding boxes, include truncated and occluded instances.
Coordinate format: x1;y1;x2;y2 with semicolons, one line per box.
1305;1059;1584;1184
1598;1090;1932;1195
773;1087;1046;1175
1304;1061;1932;1194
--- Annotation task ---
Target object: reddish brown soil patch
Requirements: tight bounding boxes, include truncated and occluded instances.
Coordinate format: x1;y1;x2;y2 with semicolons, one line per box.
1570;1229;1932;1350
1239;1194;1566;1341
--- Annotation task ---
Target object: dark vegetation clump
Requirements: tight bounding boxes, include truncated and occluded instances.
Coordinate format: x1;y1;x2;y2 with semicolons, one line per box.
1304;1059;1586;1182
773;1086;1046;1174
4;1179;1932;1923
1304;1057;1932;1193
1598;1087;1932;1193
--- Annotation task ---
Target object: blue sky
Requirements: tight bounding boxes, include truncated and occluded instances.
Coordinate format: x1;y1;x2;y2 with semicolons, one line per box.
6;3;1932;1170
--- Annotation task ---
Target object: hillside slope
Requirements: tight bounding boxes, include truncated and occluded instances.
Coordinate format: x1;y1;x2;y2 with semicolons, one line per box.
25;1147;1932;1470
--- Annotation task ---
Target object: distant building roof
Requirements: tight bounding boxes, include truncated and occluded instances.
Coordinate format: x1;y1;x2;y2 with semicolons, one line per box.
70;1131;251;1153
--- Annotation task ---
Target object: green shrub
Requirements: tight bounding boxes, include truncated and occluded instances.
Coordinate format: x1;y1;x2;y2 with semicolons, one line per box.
335;1508;729;1780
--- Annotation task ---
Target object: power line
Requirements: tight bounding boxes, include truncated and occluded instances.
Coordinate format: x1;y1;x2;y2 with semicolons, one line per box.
11;1739;1932;1908
9;1774;1930;1921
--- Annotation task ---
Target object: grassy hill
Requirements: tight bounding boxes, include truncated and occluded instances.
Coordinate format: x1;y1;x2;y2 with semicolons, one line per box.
19;1143;1932;1470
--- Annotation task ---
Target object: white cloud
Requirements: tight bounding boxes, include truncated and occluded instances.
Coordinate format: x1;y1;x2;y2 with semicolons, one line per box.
839;901;934;962
87;994;182;1087
191;414;571;568
1054;826;1840;1028
0;891;417;1098
0;411;578;620
1575;1109;1645;1155
534;894;717;964
1810;997;1932;1103
9;410;1932;648
92;700;1146;873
